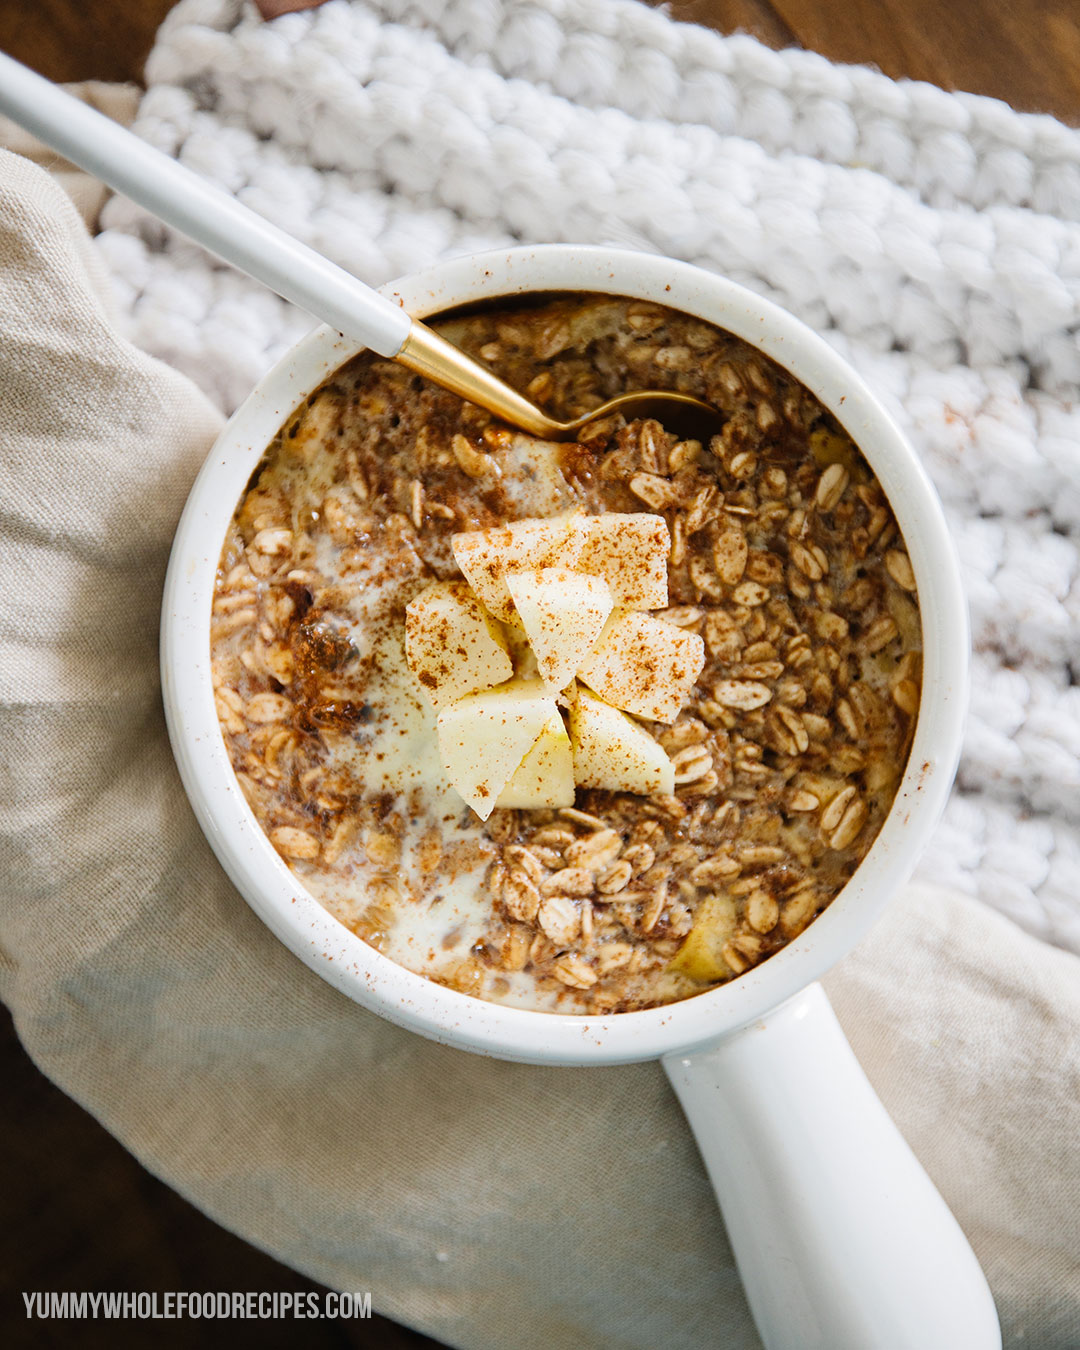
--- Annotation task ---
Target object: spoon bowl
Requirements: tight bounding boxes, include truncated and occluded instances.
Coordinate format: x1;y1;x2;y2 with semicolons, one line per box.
565;389;724;440
397;320;723;439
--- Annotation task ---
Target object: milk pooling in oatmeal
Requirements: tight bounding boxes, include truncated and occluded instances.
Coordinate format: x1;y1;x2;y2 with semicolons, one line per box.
210;295;922;1014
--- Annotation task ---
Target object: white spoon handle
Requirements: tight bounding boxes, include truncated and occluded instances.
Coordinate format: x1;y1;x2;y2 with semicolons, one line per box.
0;52;411;357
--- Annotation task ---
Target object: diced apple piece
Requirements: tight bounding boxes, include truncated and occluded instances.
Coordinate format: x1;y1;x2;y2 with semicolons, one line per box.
405;580;512;709
496;713;575;809
436;678;557;820
577;610;705;724
668;895;738;982
568;686;675;796
504;622;539;682
451;516;582;623
570;513;670;609
505;568;613;693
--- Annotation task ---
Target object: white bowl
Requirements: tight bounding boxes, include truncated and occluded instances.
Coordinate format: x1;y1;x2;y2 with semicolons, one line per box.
161;246;999;1350
162;245;966;1066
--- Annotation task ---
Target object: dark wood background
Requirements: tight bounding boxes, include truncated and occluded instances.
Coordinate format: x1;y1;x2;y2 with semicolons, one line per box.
1;1;1076;1346
1;0;1077;121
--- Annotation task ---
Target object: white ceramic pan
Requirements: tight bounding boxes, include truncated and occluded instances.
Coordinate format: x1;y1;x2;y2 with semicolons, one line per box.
161;246;1000;1349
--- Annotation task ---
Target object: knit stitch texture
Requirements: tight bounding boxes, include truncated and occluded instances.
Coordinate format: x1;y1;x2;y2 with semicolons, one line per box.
94;0;1080;954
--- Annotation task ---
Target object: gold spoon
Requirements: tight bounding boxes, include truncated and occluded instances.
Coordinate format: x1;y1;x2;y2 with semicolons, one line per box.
397;323;720;440
0;53;721;443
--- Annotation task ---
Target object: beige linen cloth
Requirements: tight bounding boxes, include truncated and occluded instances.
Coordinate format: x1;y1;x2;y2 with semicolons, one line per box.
1;148;1078;1349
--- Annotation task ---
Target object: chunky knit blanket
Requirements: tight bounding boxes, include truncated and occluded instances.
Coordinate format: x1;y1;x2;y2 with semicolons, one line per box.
95;0;1080;954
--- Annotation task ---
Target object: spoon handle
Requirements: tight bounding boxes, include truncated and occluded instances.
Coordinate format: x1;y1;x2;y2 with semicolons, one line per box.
0;51;411;358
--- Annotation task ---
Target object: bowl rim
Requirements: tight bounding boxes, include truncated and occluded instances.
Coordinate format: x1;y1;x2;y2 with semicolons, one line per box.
161;244;969;1066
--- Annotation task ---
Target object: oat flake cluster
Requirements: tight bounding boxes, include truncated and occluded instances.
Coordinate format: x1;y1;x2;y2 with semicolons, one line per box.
210;295;924;1012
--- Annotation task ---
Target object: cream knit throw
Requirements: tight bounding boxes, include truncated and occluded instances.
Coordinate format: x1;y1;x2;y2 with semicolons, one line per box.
95;0;1080;957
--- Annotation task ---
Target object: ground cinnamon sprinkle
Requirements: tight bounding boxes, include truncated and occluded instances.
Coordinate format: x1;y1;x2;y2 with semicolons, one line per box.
210;294;921;1014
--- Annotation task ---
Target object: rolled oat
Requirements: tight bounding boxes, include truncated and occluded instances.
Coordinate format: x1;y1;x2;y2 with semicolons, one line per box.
210;295;921;1015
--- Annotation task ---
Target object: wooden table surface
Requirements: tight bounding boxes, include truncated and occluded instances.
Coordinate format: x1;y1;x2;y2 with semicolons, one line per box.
1;0;1078;122
1;1;1076;1346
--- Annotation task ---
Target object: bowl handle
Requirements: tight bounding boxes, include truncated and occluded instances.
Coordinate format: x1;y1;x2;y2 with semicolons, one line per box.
662;981;1001;1350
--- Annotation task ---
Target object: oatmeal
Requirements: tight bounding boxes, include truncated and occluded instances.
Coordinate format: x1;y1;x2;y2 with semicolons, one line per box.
210;296;921;1014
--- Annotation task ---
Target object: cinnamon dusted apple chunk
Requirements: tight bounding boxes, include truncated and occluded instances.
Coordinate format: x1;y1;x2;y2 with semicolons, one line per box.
570;513;670;609
405;580;512;709
435;678;557;821
568;686;675;796
667;895;738;982
496;712;575;809
451;510;670;624
577;610;705;724
505;567;613;693
451;516;581;623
